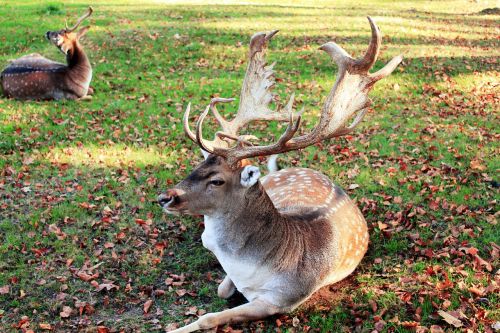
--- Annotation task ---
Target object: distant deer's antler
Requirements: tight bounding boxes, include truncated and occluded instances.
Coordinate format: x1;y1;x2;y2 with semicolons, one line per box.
185;17;402;168
65;7;93;32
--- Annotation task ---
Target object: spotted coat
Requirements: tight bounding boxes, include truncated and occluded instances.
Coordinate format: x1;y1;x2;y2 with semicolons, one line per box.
261;167;369;285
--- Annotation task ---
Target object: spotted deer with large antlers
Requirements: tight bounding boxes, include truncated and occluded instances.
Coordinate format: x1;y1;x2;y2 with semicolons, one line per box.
159;17;402;332
1;7;93;100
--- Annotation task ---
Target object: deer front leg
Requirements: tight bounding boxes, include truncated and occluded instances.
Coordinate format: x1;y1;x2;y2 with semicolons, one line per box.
167;299;281;333
217;275;236;299
77;94;93;101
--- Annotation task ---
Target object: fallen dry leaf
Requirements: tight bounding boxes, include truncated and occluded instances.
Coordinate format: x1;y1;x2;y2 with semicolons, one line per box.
60;306;72;318
143;299;153;314
77;271;99;282
0;285;9;294
437;310;463;328
430;325;445;333
39;323;52;330
96;282;119;292
97;326;109;333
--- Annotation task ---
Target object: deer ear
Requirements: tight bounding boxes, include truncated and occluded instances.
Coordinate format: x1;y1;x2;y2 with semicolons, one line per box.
200;149;210;160
240;165;260;188
60;44;70;55
76;26;90;39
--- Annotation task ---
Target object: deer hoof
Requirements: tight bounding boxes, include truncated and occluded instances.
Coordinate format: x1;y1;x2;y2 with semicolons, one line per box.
78;95;93;101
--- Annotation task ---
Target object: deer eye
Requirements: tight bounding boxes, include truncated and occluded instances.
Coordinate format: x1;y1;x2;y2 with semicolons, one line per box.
209;179;225;186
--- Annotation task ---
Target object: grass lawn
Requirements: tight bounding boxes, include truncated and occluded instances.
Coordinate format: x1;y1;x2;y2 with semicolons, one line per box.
0;0;498;332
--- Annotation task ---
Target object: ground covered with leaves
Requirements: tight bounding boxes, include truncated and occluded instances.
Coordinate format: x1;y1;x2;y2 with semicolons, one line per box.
0;0;498;332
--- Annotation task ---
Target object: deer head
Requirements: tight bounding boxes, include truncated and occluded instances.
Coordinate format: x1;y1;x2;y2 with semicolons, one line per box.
159;17;402;216
158;155;261;216
46;7;93;55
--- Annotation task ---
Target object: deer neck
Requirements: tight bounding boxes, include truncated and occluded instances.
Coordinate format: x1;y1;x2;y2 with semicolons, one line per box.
64;41;91;93
66;41;91;71
207;182;283;254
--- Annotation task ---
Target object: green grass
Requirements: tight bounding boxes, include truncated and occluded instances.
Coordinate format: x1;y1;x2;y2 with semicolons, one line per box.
0;0;499;332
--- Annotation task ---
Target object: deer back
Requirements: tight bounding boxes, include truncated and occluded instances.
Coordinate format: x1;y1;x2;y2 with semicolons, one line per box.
1;55;67;100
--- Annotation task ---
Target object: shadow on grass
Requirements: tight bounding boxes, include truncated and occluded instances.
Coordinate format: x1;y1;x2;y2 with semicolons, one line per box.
0;153;387;331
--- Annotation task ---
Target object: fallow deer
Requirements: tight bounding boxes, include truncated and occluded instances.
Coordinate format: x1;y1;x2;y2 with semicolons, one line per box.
0;7;93;100
158;17;402;332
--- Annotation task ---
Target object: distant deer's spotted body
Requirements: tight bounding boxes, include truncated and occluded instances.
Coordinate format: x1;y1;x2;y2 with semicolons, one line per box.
0;7;93;100
159;17;402;333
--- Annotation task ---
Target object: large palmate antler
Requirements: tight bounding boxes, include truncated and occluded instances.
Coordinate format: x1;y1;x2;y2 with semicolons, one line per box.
185;17;402;168
184;30;295;151
65;7;93;32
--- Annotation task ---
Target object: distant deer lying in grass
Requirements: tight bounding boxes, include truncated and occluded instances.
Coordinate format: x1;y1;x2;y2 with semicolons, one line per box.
158;17;402;333
0;7;93;100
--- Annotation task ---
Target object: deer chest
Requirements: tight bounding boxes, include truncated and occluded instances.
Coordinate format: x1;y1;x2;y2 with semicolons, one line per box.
201;216;284;302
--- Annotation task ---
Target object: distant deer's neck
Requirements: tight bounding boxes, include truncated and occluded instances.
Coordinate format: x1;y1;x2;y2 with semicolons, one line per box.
66;42;90;70
64;41;92;93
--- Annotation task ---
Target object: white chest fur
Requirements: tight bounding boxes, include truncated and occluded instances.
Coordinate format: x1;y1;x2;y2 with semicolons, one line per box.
202;215;282;303
82;69;92;92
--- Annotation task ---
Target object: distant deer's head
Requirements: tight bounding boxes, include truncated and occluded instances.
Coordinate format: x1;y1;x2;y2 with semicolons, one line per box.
46;7;92;55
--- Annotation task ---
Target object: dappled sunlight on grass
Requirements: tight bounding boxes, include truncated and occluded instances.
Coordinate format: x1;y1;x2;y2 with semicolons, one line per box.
445;71;499;93
39;144;179;168
0;100;54;117
0;101;56;135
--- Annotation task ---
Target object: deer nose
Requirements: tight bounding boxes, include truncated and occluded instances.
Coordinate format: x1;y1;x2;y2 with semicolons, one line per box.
157;193;173;207
157;189;185;207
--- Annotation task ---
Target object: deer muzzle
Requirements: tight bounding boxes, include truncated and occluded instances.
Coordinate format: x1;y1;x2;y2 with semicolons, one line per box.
157;189;186;214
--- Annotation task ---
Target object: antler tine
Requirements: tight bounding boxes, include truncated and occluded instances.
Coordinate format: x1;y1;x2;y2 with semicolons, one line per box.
184;98;236;147
195;105;217;155
183;103;196;143
318;42;351;69
209;97;234;133
328;108;368;138
351;16;381;73
370;54;404;82
66;6;93;32
278;109;303;144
